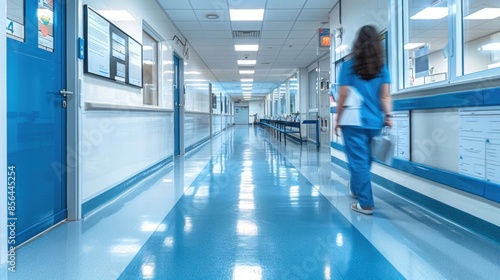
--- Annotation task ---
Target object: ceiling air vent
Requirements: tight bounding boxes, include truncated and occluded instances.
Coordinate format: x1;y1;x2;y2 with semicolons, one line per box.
233;30;261;38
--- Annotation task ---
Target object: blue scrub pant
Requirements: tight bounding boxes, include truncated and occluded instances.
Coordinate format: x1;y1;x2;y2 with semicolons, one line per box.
342;127;380;208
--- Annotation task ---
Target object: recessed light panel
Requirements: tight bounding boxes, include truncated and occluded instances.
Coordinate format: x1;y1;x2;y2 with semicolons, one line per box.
464;8;500;20
404;43;426;50
410;7;448;20
235;45;259;51
230;9;264;21
238;60;257;65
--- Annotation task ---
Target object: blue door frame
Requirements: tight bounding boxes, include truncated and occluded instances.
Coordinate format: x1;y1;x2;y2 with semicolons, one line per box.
7;0;67;244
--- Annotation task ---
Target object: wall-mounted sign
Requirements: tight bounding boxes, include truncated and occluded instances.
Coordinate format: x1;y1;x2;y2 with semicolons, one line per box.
38;0;54;52
6;0;25;41
319;28;330;48
83;5;143;88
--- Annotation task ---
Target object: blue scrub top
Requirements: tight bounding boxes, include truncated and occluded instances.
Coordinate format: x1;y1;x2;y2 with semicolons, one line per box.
338;59;391;129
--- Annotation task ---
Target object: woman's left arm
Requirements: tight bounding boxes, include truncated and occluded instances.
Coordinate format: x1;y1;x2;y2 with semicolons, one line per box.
334;85;349;136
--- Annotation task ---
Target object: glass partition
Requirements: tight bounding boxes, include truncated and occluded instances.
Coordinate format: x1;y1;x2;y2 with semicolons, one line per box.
403;0;449;88
463;0;500;75
290;75;298;114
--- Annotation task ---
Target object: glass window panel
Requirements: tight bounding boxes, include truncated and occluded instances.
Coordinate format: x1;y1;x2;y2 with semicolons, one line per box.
403;0;449;88
308;69;318;109
290;74;298;114
280;83;286;115
143;31;158;105
463;0;500;75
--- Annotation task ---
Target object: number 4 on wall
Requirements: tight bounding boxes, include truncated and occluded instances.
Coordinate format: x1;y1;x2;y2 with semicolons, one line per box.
5;19;25;41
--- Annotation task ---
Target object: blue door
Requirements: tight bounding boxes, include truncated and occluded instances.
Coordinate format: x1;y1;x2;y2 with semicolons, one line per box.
173;55;181;156
7;0;67;244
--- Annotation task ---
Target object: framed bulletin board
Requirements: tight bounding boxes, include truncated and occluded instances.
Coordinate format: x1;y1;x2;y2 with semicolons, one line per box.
83;5;143;88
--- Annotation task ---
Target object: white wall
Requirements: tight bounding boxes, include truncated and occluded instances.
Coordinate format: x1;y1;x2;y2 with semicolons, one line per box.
1;0;7;266
79;0;220;203
249;100;264;120
337;0;389;57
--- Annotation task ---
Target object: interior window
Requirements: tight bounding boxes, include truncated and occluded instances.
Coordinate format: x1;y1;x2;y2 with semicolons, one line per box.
403;0;449;88
463;0;500;75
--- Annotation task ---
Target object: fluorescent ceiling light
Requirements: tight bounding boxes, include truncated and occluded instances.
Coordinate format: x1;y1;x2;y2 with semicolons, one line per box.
241;83;253;87
185;71;201;75
241;79;253;82
97;10;135;21
410;7;448;20
235;45;259;51
239;70;255;74
229;9;264;21
238;60;257;65
404;43;426;50
464;8;500;20
479;42;500;51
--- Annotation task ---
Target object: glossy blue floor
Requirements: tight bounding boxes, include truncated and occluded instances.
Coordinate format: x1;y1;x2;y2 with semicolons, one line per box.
2;126;500;279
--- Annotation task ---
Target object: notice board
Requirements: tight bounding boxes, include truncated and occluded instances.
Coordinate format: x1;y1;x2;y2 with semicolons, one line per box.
83;5;143;88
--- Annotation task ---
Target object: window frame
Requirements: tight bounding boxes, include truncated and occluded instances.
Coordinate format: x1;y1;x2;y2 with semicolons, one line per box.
394;0;500;94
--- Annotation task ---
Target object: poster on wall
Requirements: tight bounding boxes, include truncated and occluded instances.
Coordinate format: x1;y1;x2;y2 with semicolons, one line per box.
83;5;142;88
85;6;111;78
128;38;143;87
459;107;500;184
6;0;25;41
37;0;54;52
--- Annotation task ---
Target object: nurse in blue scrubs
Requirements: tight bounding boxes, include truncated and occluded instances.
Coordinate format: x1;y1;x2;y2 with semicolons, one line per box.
334;25;393;215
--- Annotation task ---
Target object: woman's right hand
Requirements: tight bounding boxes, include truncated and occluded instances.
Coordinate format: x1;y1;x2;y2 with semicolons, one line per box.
384;116;392;127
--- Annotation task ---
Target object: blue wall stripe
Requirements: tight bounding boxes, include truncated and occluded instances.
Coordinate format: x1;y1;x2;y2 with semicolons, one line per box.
330;156;500;245
330;87;500;113
82;157;173;216
393;90;484;111
331;144;499;203
185;136;211;154
483;87;500;105
16;209;67;245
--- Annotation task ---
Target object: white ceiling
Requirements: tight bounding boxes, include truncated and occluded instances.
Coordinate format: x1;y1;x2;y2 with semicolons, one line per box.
155;0;337;100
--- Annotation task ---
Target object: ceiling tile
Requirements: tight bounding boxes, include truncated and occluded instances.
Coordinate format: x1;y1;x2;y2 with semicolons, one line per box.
287;30;315;39
177;21;203;31
259;38;286;46
297;9;330;21
304;0;339;9
181;30;208;39
230;21;263;30
227;0;266;9
202;30;233;39
199;21;231;30
260;30;289;39
292;20;325;31
262;21;295;31
157;0;192;9
265;0;306;9
189;0;228;9
165;10;198;21
264;9;301;21
195;10;230;21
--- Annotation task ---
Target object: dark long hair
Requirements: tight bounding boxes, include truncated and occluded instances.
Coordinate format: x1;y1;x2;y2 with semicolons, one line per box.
352;25;384;80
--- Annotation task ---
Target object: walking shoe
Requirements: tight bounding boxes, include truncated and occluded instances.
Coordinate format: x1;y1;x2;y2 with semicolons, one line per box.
351;203;373;215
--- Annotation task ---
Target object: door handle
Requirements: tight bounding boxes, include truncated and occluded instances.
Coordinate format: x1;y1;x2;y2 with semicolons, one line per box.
60;89;73;97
